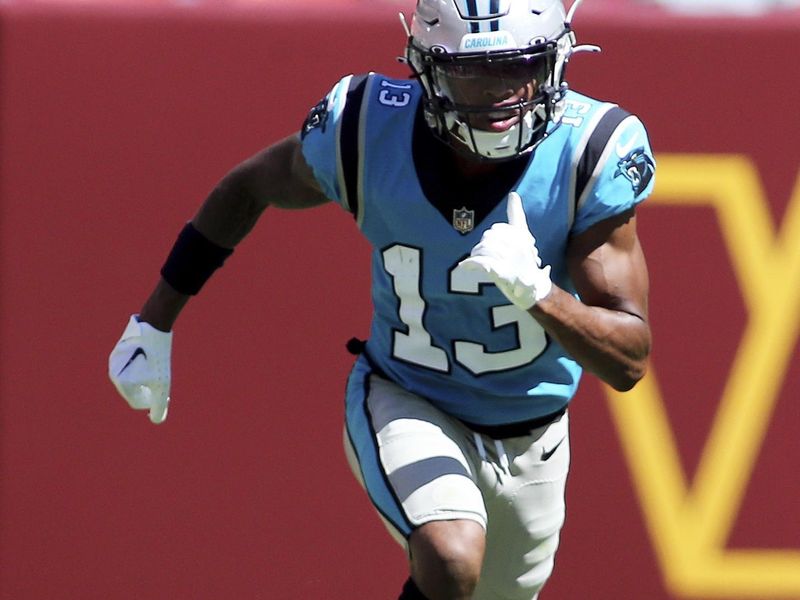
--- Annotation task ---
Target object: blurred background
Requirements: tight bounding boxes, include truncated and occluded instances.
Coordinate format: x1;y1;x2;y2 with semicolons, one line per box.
1;0;798;598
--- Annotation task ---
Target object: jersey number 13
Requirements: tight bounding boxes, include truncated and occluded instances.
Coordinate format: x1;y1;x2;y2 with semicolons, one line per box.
383;244;547;375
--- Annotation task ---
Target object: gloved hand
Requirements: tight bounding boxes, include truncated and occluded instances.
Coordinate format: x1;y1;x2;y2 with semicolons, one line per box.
108;315;173;424
459;192;553;310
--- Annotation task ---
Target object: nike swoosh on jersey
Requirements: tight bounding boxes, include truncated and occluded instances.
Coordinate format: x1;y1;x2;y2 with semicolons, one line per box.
118;347;147;375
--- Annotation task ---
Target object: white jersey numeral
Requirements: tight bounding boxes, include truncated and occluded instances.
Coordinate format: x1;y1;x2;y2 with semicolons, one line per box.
382;244;547;375
450;265;547;374
561;99;592;128
382;245;449;371
378;80;412;108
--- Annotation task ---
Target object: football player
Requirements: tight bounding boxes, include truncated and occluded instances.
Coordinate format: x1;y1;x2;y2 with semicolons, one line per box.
109;0;655;598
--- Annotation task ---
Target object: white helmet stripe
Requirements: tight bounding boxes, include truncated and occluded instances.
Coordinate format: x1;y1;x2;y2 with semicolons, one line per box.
453;0;476;18
454;0;508;19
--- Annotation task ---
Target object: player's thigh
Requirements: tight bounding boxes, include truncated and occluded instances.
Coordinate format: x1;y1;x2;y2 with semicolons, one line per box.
343;362;487;542
474;413;571;600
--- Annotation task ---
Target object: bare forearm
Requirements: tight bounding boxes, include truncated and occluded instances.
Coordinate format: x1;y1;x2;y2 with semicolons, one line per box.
139;279;190;332
136;176;266;331
530;286;651;391
191;173;268;248
135;136;328;333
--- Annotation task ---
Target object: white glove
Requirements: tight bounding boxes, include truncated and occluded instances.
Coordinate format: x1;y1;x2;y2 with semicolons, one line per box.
108;315;173;424
459;192;553;310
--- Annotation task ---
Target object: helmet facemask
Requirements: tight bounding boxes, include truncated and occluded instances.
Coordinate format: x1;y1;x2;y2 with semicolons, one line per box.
407;34;570;161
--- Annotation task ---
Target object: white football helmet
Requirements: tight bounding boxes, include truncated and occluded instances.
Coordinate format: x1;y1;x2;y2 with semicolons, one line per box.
404;0;596;161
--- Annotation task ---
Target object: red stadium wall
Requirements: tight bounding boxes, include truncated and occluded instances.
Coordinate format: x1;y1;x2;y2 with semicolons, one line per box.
1;3;798;599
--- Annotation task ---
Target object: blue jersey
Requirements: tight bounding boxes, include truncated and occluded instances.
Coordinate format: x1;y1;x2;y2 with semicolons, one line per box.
301;73;655;425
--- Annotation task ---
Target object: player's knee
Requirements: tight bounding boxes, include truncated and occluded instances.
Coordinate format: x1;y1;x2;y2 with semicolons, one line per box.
409;520;485;600
433;544;481;597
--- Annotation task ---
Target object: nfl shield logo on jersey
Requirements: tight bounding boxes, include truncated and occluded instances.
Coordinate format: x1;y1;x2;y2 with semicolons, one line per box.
453;207;475;234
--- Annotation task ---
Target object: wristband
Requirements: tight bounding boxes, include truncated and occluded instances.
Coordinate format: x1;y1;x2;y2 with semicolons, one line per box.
160;222;233;295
